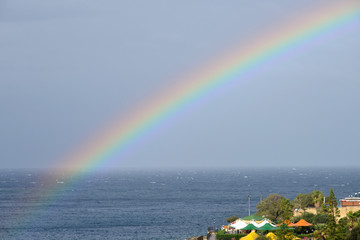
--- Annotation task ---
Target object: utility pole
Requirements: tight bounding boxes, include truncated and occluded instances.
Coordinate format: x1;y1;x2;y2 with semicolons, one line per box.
248;195;251;216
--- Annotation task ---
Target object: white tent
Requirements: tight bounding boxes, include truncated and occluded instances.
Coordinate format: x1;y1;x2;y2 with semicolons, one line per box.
255;219;276;228
248;220;260;228
230;218;276;230
230;219;249;230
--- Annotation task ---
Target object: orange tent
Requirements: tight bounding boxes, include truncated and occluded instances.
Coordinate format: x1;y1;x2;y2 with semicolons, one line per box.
292;219;313;227
277;220;292;226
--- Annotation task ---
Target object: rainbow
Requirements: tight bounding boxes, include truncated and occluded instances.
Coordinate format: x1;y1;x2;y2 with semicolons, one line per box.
57;1;360;175
5;1;360;236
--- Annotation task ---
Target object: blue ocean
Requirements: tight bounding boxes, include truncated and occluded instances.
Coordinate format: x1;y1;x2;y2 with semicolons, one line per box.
0;168;359;239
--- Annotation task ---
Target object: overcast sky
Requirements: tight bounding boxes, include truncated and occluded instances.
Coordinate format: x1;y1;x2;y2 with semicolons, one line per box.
1;0;359;169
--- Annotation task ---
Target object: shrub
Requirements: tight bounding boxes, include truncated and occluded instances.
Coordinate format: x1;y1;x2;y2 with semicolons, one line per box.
313;213;328;224
295;233;314;238
347;225;360;240
226;215;239;223
216;231;246;240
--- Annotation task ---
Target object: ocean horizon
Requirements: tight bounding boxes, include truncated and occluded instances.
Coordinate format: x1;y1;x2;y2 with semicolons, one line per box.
1;167;359;239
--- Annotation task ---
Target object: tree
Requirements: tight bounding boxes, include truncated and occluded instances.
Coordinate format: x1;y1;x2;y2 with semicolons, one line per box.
292;193;314;210
347;225;360;240
293;212;315;224
279;198;293;222
277;223;293;240
336;217;349;239
256;193;284;222
314;224;327;240
347;210;360;230
324;188;340;240
312;190;325;208
225;215;239;223
328;188;339;216
313;213;328;224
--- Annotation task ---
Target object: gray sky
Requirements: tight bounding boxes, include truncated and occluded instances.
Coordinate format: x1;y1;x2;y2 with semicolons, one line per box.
1;0;359;169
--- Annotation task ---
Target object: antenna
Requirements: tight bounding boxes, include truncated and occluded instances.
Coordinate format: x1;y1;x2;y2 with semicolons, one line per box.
248;195;251;216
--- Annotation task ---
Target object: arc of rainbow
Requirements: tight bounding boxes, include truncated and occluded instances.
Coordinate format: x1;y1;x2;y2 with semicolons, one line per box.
58;1;359;176
6;1;360;236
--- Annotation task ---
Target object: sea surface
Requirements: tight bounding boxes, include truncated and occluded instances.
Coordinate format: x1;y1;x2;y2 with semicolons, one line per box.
0;167;359;240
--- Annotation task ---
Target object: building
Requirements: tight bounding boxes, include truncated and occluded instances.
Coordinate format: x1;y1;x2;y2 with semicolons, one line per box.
340;197;360;207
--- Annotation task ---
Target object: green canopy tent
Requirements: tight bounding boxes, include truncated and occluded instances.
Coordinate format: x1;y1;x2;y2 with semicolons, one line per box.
241;215;264;221
257;223;279;231
241;223;259;230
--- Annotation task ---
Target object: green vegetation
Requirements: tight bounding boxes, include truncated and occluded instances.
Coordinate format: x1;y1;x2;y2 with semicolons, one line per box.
347;210;360;230
292;192;314;209
347;225;360;240
256;193;284;222
226;215;239;223
323;188;340;239
312;190;325;208
279;198;293;222
216;230;245;240
253;189;360;239
255;236;267;240
276;224;294;240
223;189;360;239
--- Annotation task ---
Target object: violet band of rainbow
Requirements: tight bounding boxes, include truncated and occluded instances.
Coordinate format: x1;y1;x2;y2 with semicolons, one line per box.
56;1;359;176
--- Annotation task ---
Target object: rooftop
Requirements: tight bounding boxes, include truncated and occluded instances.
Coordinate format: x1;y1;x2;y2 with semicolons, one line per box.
341;197;360;201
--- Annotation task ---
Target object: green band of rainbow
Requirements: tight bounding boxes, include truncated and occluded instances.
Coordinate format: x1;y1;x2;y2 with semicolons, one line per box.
6;2;359;237
56;1;359;176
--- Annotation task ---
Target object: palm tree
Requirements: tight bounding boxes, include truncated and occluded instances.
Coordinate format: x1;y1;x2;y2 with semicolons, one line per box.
347;211;360;230
312;190;324;208
347;211;357;230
